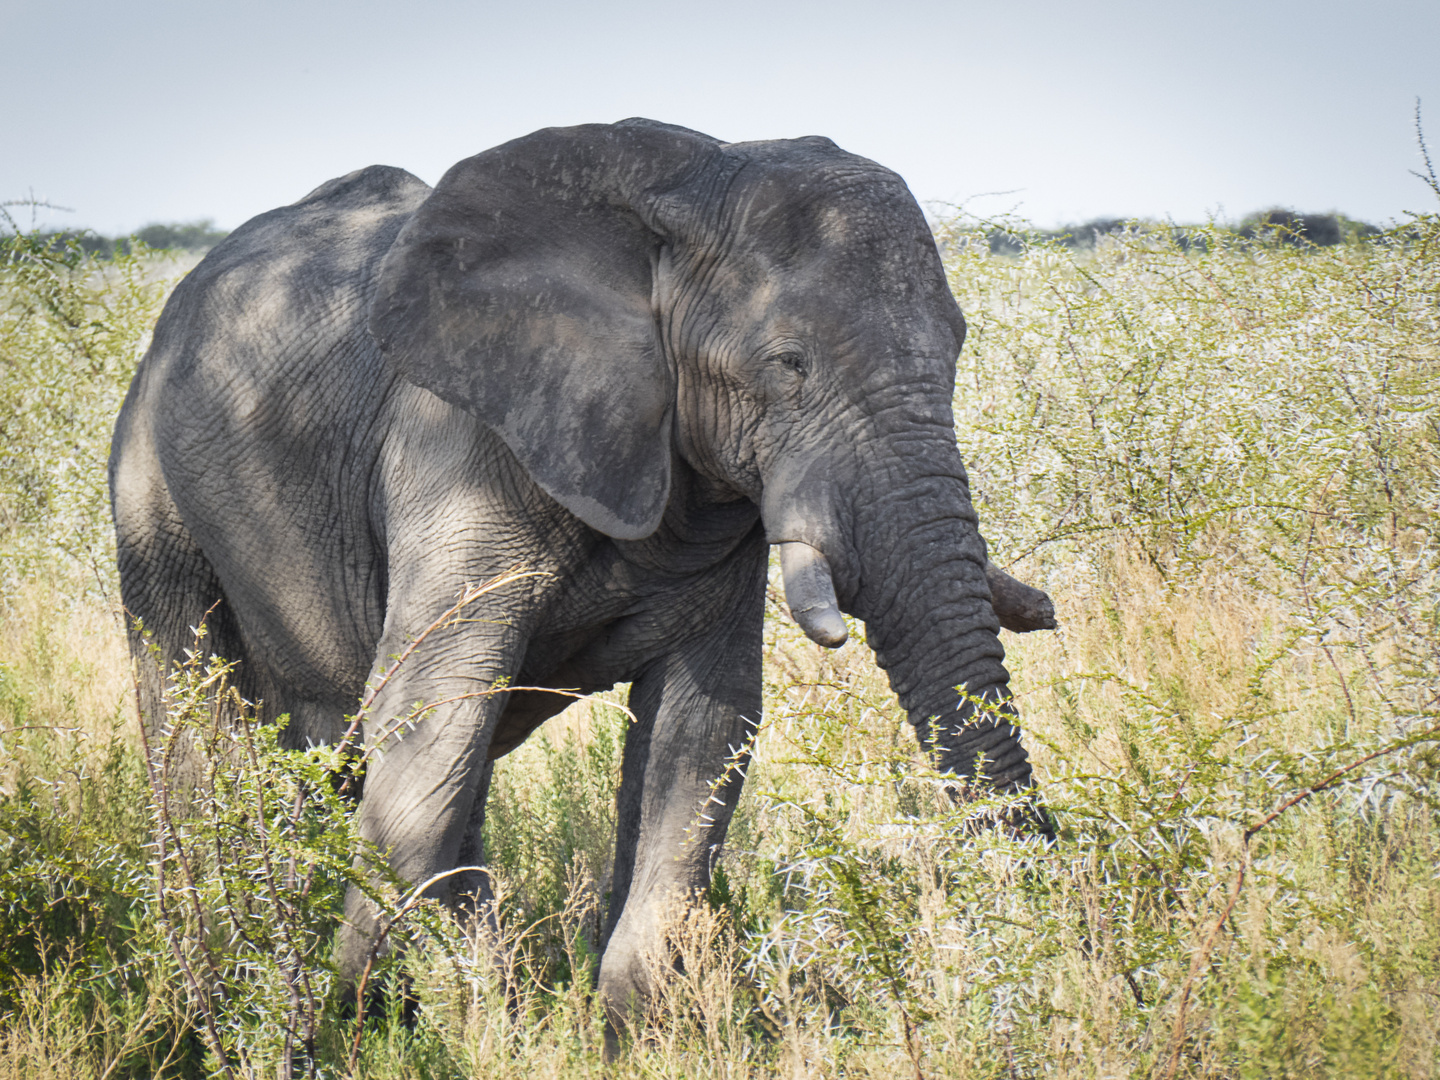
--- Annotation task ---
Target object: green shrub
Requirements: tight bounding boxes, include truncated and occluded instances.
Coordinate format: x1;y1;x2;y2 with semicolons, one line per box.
0;225;170;594
1;194;1437;1077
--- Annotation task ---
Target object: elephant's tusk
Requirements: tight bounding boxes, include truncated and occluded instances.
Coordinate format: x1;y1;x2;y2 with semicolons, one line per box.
779;542;848;648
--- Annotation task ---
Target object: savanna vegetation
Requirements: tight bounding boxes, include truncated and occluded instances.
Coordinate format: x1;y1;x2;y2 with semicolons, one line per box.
25;219;230;259
1;156;1437;1080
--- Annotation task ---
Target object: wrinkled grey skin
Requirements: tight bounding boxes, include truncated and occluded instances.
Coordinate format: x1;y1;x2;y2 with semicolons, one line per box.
109;119;1054;1029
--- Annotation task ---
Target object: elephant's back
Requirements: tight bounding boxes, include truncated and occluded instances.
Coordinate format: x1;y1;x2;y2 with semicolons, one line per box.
140;164;431;402
114;165;432;698
130;164;431;457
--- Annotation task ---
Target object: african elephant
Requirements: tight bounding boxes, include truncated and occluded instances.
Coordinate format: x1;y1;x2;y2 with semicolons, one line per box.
108;118;1054;1028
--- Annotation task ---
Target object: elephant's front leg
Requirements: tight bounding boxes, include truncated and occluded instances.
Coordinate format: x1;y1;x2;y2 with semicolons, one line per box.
335;599;525;984
598;566;765;1037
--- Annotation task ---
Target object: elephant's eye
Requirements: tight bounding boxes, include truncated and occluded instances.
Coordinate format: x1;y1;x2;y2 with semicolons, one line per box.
770;351;809;376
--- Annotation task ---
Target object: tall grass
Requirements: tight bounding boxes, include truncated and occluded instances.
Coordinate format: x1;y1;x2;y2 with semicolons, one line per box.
1;196;1436;1077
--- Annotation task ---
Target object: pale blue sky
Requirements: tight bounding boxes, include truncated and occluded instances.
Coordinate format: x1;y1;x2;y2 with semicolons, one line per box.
4;0;1437;235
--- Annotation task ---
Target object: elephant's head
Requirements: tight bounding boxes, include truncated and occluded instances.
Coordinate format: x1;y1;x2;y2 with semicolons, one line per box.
369;119;1036;791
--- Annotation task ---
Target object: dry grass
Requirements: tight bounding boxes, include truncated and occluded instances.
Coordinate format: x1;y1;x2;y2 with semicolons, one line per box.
0;569;132;746
2;213;1437;1077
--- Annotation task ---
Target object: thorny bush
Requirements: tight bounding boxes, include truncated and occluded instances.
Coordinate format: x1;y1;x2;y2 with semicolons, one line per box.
1;182;1439;1076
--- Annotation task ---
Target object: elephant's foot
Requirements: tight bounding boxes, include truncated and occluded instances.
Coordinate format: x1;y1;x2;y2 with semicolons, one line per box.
336;889;386;990
596;897;676;1060
602;1021;624;1064
597;938;654;1058
984;560;1057;633
598;962;663;1063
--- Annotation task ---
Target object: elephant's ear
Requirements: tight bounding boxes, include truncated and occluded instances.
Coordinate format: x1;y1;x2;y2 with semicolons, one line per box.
369;121;719;540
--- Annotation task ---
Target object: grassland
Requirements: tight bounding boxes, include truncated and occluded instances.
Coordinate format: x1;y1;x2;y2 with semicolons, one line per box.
1;206;1436;1079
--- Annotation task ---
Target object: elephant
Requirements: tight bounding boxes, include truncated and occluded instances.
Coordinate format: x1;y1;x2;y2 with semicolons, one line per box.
108;118;1055;1030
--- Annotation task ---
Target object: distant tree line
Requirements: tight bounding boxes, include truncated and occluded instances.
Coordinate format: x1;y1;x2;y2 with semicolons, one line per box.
985;209;1381;256
23;211;1386;261
35;219;230;256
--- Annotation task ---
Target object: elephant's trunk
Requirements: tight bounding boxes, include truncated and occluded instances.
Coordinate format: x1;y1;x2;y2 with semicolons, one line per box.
844;452;1033;791
761;370;1037;792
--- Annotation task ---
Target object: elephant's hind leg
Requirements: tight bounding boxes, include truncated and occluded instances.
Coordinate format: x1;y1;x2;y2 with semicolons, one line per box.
112;450;257;757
